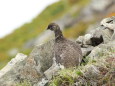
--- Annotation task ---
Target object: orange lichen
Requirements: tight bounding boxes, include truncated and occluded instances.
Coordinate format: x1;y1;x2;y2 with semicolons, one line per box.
106;13;115;18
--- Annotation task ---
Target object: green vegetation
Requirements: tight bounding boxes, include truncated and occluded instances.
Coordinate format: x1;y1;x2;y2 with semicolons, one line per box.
16;80;31;86
0;0;90;69
49;49;115;86
64;22;90;38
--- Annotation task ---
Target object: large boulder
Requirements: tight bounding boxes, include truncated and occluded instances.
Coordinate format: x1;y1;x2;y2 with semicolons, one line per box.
0;40;55;85
0;53;27;86
88;41;115;59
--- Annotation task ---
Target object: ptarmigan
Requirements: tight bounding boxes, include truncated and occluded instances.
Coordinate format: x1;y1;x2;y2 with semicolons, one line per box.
47;23;82;68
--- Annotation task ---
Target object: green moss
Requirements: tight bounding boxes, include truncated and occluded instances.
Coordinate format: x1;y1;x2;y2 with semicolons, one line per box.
76;70;83;76
16;80;31;86
49;69;76;86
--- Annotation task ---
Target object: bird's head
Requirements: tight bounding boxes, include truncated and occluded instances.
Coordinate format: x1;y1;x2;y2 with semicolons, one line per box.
47;23;60;31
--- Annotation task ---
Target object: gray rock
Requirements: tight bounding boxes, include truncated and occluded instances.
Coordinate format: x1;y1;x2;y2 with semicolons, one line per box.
100;16;115;42
87;26;104;46
101;28;113;43
20;40;55;84
112;30;115;40
76;16;115;58
35;78;48;86
76;34;92;47
84;65;101;79
0;53;27;86
44;57;58;80
83;34;92;45
76;36;84;46
77;16;115;47
44;61;60;80
0;40;55;85
81;46;94;56
76;28;103;47
88;41;115;59
44;57;65;80
101;16;115;30
31;40;54;72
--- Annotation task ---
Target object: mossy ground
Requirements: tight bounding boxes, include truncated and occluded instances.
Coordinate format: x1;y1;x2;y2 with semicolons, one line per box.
49;48;115;86
16;80;31;86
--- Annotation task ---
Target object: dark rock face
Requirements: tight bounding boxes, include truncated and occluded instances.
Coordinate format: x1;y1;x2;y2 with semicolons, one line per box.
91;35;103;46
47;23;83;68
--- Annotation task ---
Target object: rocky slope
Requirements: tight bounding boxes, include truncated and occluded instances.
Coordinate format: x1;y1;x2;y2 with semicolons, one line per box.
0;0;115;69
0;16;115;86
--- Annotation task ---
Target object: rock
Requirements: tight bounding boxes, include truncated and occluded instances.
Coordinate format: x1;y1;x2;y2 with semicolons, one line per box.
76;16;115;57
83;34;92;45
0;40;55;85
0;53;27;86
0;37;82;85
29;40;54;72
84;65;101;79
44;61;60;80
44;57;60;80
112;30;115;40
77;16;115;48
101;28;113;43
44;57;65;80
76;36;84;46
90;26;104;46
76;34;92;47
35;78;49;86
90;17;115;44
76;30;103;47
81;46;94;56
88;41;115;59
101;16;115;30
19;40;55;85
100;16;115;42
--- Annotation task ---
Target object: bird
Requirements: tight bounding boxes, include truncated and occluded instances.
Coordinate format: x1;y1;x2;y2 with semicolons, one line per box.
47;23;82;68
